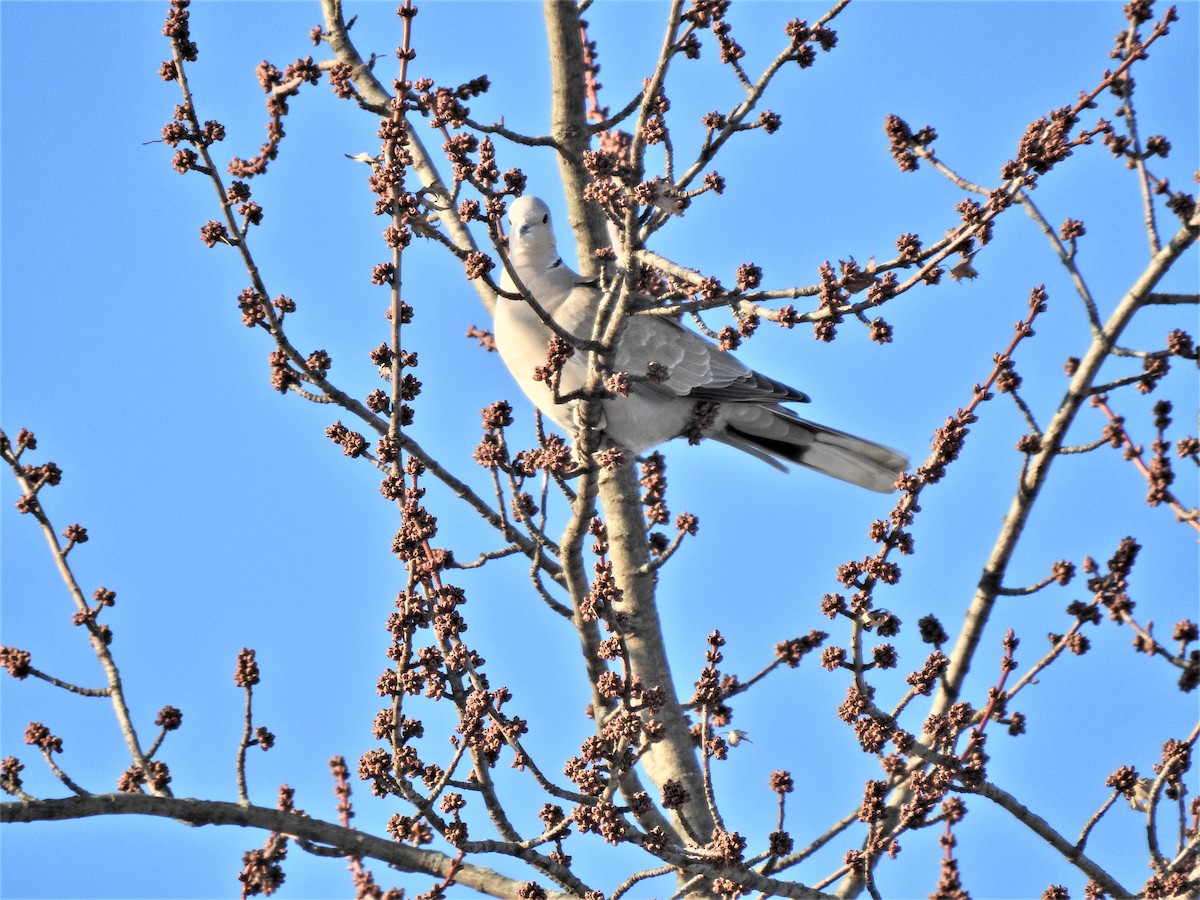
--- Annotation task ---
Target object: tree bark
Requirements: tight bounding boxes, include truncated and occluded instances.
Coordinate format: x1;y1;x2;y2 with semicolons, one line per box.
542;0;717;852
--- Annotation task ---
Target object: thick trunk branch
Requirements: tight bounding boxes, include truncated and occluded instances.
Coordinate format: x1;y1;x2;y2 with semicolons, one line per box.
542;0;717;852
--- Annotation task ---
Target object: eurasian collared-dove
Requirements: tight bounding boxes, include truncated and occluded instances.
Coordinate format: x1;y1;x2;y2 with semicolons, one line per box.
494;195;909;492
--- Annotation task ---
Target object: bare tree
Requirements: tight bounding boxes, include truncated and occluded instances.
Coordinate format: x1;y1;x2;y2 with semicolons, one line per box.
2;1;1197;898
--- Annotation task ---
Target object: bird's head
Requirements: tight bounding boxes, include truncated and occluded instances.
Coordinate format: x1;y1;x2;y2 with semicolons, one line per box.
507;195;558;267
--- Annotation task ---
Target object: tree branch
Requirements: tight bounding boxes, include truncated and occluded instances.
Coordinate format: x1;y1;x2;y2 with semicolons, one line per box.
1;794;570;900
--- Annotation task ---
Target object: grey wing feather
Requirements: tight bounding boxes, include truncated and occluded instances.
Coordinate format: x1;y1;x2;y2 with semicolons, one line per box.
616;315;809;404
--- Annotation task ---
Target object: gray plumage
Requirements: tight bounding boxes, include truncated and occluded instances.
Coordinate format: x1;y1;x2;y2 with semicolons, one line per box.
494;195;908;492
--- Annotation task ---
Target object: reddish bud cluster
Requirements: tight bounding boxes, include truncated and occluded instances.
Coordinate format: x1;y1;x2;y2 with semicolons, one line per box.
24;722;62;754
813;261;846;342
773;632;826;670
0;647;31;680
639;452;669;527
682;400;720;445
906;651;950;695
161;0;197;60
784;19;835;68
414;76;489;129
884;114;937;172
234;648;260;688
199;221;230;248
1003;107;1079;182
326;421;367;458
463;252;494;281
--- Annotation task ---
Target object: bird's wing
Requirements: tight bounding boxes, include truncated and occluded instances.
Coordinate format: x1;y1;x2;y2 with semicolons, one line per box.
615;314;809;404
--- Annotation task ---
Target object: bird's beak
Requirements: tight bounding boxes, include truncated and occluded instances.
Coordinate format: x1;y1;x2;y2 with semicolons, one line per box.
517;223;533;237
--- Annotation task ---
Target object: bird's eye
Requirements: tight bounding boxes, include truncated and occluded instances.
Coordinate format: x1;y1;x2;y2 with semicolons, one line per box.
541;214;548;224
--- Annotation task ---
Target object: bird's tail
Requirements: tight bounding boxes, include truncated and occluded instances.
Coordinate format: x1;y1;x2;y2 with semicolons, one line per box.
717;408;909;492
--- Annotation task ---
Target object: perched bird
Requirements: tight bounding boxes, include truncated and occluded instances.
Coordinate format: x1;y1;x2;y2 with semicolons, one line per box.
494;195;909;492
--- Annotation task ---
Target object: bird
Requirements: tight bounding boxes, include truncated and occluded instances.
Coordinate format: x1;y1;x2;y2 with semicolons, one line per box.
493;195;909;492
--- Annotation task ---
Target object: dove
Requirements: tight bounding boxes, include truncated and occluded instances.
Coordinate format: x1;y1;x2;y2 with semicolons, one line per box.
494;195;909;492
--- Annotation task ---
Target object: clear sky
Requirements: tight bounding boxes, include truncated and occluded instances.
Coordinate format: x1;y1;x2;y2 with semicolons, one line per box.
2;2;1197;899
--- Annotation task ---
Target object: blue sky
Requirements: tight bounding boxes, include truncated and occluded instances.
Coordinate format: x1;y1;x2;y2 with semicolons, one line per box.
2;2;1198;898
